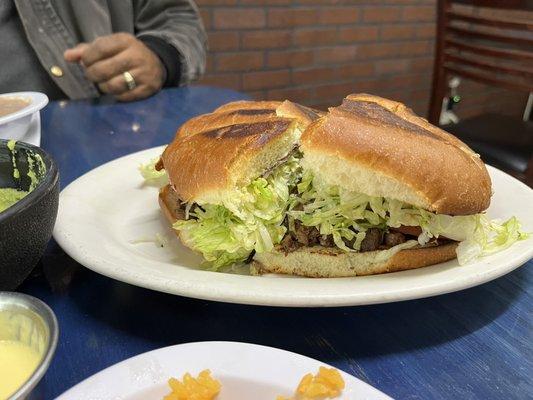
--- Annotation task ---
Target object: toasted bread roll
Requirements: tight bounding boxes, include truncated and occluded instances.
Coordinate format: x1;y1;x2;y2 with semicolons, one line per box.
251;242;458;277
300;93;492;215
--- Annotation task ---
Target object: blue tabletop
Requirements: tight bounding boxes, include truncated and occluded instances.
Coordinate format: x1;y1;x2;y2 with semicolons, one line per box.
20;86;532;400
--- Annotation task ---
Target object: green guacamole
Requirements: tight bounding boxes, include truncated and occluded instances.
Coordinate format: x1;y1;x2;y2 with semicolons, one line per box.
0;140;46;213
0;188;28;212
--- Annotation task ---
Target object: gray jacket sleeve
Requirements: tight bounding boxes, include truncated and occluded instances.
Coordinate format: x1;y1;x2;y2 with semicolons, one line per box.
133;0;207;85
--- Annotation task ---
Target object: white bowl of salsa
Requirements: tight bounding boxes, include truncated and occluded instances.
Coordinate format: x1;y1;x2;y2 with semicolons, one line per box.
0;92;49;147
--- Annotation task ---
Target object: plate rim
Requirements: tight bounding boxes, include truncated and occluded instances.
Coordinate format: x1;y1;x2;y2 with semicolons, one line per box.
53;146;533;307
55;341;391;400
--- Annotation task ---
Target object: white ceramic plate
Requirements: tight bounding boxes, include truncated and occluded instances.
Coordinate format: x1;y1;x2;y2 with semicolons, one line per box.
56;341;391;400
53;147;533;307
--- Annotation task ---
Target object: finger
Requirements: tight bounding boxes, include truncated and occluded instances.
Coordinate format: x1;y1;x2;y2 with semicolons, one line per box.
85;52;133;83
113;66;163;101
81;33;133;67
115;85;153;102
64;43;89;63
98;73;130;95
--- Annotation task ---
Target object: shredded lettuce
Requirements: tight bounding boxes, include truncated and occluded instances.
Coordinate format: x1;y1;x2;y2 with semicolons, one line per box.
139;153;528;268
138;157;168;187
290;171;529;264
455;216;529;264
290;171;388;251
173;156;302;270
373;240;419;262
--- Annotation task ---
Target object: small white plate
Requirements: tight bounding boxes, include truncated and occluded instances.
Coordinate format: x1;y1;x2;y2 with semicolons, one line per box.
56;341;391;400
53;147;533;307
0;91;48;146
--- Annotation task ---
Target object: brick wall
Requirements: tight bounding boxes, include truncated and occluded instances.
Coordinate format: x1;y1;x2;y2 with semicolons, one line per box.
196;0;528;119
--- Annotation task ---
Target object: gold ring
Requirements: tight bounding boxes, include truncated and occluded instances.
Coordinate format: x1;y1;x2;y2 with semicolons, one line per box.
123;71;137;91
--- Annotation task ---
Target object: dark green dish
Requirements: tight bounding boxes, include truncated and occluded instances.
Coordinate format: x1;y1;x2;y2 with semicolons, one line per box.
0;139;59;289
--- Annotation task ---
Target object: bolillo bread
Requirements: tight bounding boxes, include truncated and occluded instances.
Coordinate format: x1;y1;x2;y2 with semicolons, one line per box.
158;94;496;278
300;93;492;215
252;242;458;277
175;100;322;139
251;93;492;277
175;101;280;139
160;100;322;204
162;118;300;204
213;100;281;114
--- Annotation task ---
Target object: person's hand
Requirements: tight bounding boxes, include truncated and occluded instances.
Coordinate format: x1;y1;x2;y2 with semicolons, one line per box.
64;33;165;102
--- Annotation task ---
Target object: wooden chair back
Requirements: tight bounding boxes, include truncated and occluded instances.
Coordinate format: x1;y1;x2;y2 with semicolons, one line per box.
428;0;533;124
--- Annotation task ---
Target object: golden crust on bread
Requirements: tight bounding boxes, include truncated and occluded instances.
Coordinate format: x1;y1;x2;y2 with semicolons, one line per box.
176;109;278;139
162;118;299;203
161;100;322;204
276;100;325;128
214;100;282;114
177;100;321;139
300;93;492;215
251;242;458;277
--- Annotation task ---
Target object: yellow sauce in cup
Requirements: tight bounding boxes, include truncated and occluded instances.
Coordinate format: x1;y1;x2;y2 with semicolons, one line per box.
0;340;42;399
0;311;45;399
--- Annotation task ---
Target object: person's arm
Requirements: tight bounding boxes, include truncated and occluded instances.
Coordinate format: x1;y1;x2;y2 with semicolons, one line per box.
63;0;206;102
133;0;207;86
64;33;167;102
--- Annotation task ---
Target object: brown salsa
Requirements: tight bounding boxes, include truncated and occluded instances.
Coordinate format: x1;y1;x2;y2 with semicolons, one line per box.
0;97;31;118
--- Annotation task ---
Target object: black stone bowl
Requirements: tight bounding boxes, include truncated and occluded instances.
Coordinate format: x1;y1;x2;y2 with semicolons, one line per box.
0;139;59;290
